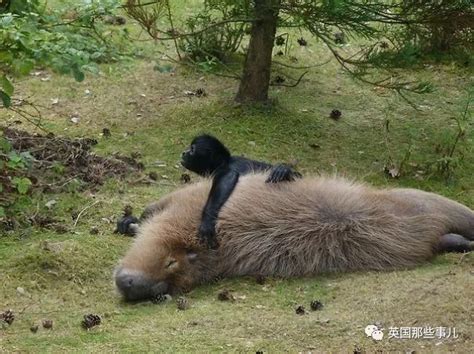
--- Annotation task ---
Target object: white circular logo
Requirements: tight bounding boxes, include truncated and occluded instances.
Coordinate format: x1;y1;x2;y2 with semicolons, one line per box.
365;325;384;341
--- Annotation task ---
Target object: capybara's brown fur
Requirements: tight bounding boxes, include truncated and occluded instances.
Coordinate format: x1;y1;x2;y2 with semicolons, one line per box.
117;173;474;297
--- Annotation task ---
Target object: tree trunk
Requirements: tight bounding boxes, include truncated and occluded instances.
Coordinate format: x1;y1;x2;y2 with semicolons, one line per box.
235;0;280;103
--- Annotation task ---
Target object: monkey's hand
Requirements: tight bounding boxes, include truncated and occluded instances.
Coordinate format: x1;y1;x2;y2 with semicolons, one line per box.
266;164;302;183
115;215;139;236
198;223;219;250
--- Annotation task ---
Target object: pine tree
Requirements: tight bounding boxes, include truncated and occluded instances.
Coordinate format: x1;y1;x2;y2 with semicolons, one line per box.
125;0;472;103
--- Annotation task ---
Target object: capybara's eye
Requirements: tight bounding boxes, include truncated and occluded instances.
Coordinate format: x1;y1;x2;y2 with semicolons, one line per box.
166;259;177;268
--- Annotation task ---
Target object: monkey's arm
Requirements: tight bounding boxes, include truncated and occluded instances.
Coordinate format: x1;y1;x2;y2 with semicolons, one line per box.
199;168;240;249
266;164;302;183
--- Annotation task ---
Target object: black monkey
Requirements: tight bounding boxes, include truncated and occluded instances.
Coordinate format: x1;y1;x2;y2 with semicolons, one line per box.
181;134;301;249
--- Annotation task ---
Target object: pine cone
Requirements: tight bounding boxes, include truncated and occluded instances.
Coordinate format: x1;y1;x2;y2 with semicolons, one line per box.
30;324;39;333
295;305;306;315
180;173;191;184
334;32;346;44
42;319;53;329
151;294;167;304
310;300;323;311
217;289;235;302
297;37;307;46
273;76;286;84
102;128;111;138
123;205;133;217
1;309;14;325
82;314;101;329
195;88;206;97
275;36;285;46
330;109;342;120
176;296;189;311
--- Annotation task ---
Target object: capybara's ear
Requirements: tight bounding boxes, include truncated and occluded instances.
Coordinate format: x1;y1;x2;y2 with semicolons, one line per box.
186;251;198;262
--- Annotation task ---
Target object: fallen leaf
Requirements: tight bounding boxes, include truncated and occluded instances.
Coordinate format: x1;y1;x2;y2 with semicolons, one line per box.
45;200;57;209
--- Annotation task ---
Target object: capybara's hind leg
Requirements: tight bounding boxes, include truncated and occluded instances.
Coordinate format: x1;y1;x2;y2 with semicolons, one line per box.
439;233;474;253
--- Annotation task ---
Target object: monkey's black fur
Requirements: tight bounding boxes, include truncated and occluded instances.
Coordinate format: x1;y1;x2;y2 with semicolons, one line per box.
181;134;301;249
115;215;139;236
115;206;139;236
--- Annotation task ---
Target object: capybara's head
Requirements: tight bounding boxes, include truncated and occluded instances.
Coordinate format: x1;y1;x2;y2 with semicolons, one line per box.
115;183;216;301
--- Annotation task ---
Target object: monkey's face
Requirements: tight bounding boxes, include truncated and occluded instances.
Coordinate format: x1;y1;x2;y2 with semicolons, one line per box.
181;135;231;176
181;142;213;176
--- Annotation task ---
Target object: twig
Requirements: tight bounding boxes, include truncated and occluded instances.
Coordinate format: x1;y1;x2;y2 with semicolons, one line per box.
272;57;332;69
73;200;101;228
120;0;161;8
164;0;181;61
270;71;308;88
396;89;421;111
457;252;469;265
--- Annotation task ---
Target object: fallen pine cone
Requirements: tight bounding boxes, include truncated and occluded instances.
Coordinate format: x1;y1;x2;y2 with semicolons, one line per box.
42;319;53;329
297;37;307;46
30;324;39;333
180;173;191;184
195;88;207;97
176;297;190;311
310;300;324;311
0;309;14;325
217;289;235;302
295;305;306;315
151;294;170;304
82;314;101;329
330;109;342;120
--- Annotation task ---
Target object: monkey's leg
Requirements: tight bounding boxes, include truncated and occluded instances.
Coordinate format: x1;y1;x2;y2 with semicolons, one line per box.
439;233;474;253
266;164;302;183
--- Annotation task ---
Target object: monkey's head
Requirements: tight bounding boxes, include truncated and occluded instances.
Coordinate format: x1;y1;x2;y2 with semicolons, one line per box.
115;183;217;301
181;134;231;176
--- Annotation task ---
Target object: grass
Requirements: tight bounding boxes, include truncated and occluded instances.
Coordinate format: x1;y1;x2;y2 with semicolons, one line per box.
1;3;474;352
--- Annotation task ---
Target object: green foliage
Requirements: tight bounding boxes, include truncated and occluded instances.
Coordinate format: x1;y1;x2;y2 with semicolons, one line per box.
179;0;251;63
12;176;32;194
431;87;473;181
0;133;33;222
125;0;250;64
0;74;13;107
0;0;130;106
0;1;133;221
4;0;40;14
380;0;474;66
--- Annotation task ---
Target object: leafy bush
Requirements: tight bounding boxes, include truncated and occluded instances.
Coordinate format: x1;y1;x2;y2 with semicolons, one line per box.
0;0;132;223
384;0;473;65
125;0;250;64
179;0;251;62
0;132;33;221
0;0;130;106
